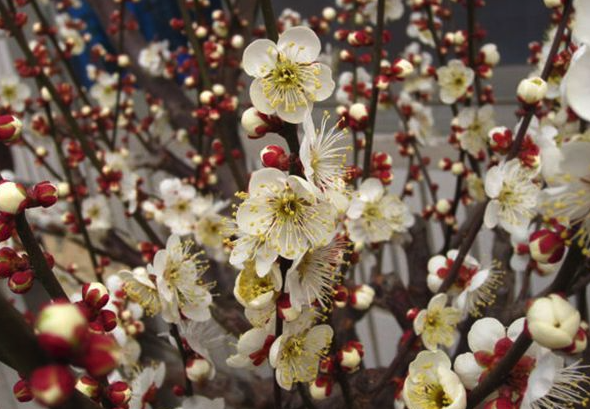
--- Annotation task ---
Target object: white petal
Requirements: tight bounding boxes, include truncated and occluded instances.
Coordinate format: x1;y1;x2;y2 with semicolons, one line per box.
565;46;590;122
250;78;275;115
243;39;278;77
484;200;500;229
454;353;482;390
277;26;321;64
467;317;505;352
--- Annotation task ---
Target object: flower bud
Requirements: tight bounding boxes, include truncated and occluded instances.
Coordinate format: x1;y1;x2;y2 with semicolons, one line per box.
349;103;368;122
8;269;34;294
79;334;121;377
29;181;59;208
0;181;28;215
0;114;23;144
309;375;333;400
392;58;414;79
337;341;364;373
562;322;588;354
260;145;289;171
36;303;88;358
241;107;268;138
106;381;131;406
185;356;212;382
350;284;375;310
277;293;301;322
480;44;500;66
98;309;118;332
322;7;337;21
199;90;215;105
0;213;15;242
488;126;513;154
0;247;19;278
75;376;100;400
333;285;349;308
527;294;581;349
13;379;33;402
30;365;76;407
230;34;244;49
529;229;565;264
435;199;452;215
82;282;110;310
517;77;547;105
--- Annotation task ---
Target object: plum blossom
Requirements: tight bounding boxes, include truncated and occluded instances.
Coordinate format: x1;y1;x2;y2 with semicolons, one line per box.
242;26;335;123
139;40;171;77
414;294;461;351
456;105;495;156
437;60;474;104
0;76;30;112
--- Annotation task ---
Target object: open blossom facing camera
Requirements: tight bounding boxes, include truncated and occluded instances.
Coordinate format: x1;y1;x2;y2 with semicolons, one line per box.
0;76;30;112
365;0;404;23
90;71;120;109
346;178;414;245
437;60;474;104
414;293;461;351
403;350;466;409
484;159;540;235
139;40;171;77
243;26;335;123
456;105;495;156
269;311;333;390
236;168;337;260
148;235;212;324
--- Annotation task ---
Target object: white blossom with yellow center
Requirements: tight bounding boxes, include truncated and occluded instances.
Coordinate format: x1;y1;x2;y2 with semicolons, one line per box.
484;159;540;236
148;234;212;324
120;267;162;317
540;141;590;256
403;350;467;409
436;60;474;105
456;105;495;156
0;76;30;112
269;311;333;390
346;178;414;245
243;26;335;123
235;168;338;260
414;293;461;351
234;261;282;310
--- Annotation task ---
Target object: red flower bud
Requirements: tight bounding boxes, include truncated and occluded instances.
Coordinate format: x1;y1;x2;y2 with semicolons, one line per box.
0;115;23;144
260;145;289;171
0;212;15;242
28;181;58;209
0;247;19;278
529;229;565;264
8;269;34;294
36;303;88;358
82;282;110;310
106;381;131;406
13;379;33;402
30;365;76;407
79;334;121;377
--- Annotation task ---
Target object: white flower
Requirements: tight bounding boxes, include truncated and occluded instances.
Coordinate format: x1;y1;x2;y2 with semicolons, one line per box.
128;363;166;409
0;76;31;112
527;294;581;349
139;40;171;77
236;168;337;260
573;0;590;44
179;319;226;381
103;151;140;212
484;159;540;235
269;312;333;390
234;261;282;310
158;178;199;235
454;317;533;390
0;181;27;214
336;67;371;104
55;14;85;56
456;105;495;156
82;195;112;231
414;294;461;351
437;60;474;105
242;26;335;123
365;0;404;23
90;72;119;109
229;232;279;277
540;141;590;254
148;235;212;324
520;351;590;409
300;113;349;194
346;178;414;245
403;350;467;409
517;77;548;105
565;45;590;122
453;267;503;317
226;325;275;369
398;92;434;144
285;237;346;311
426;250;480;294
120;267;161;317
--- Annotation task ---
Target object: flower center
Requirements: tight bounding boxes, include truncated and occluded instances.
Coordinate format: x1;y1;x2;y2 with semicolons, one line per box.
238;263;275;302
2;85;16;100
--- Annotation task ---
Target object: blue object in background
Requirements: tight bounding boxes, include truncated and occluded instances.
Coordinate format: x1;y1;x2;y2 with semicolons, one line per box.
64;0;222;86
